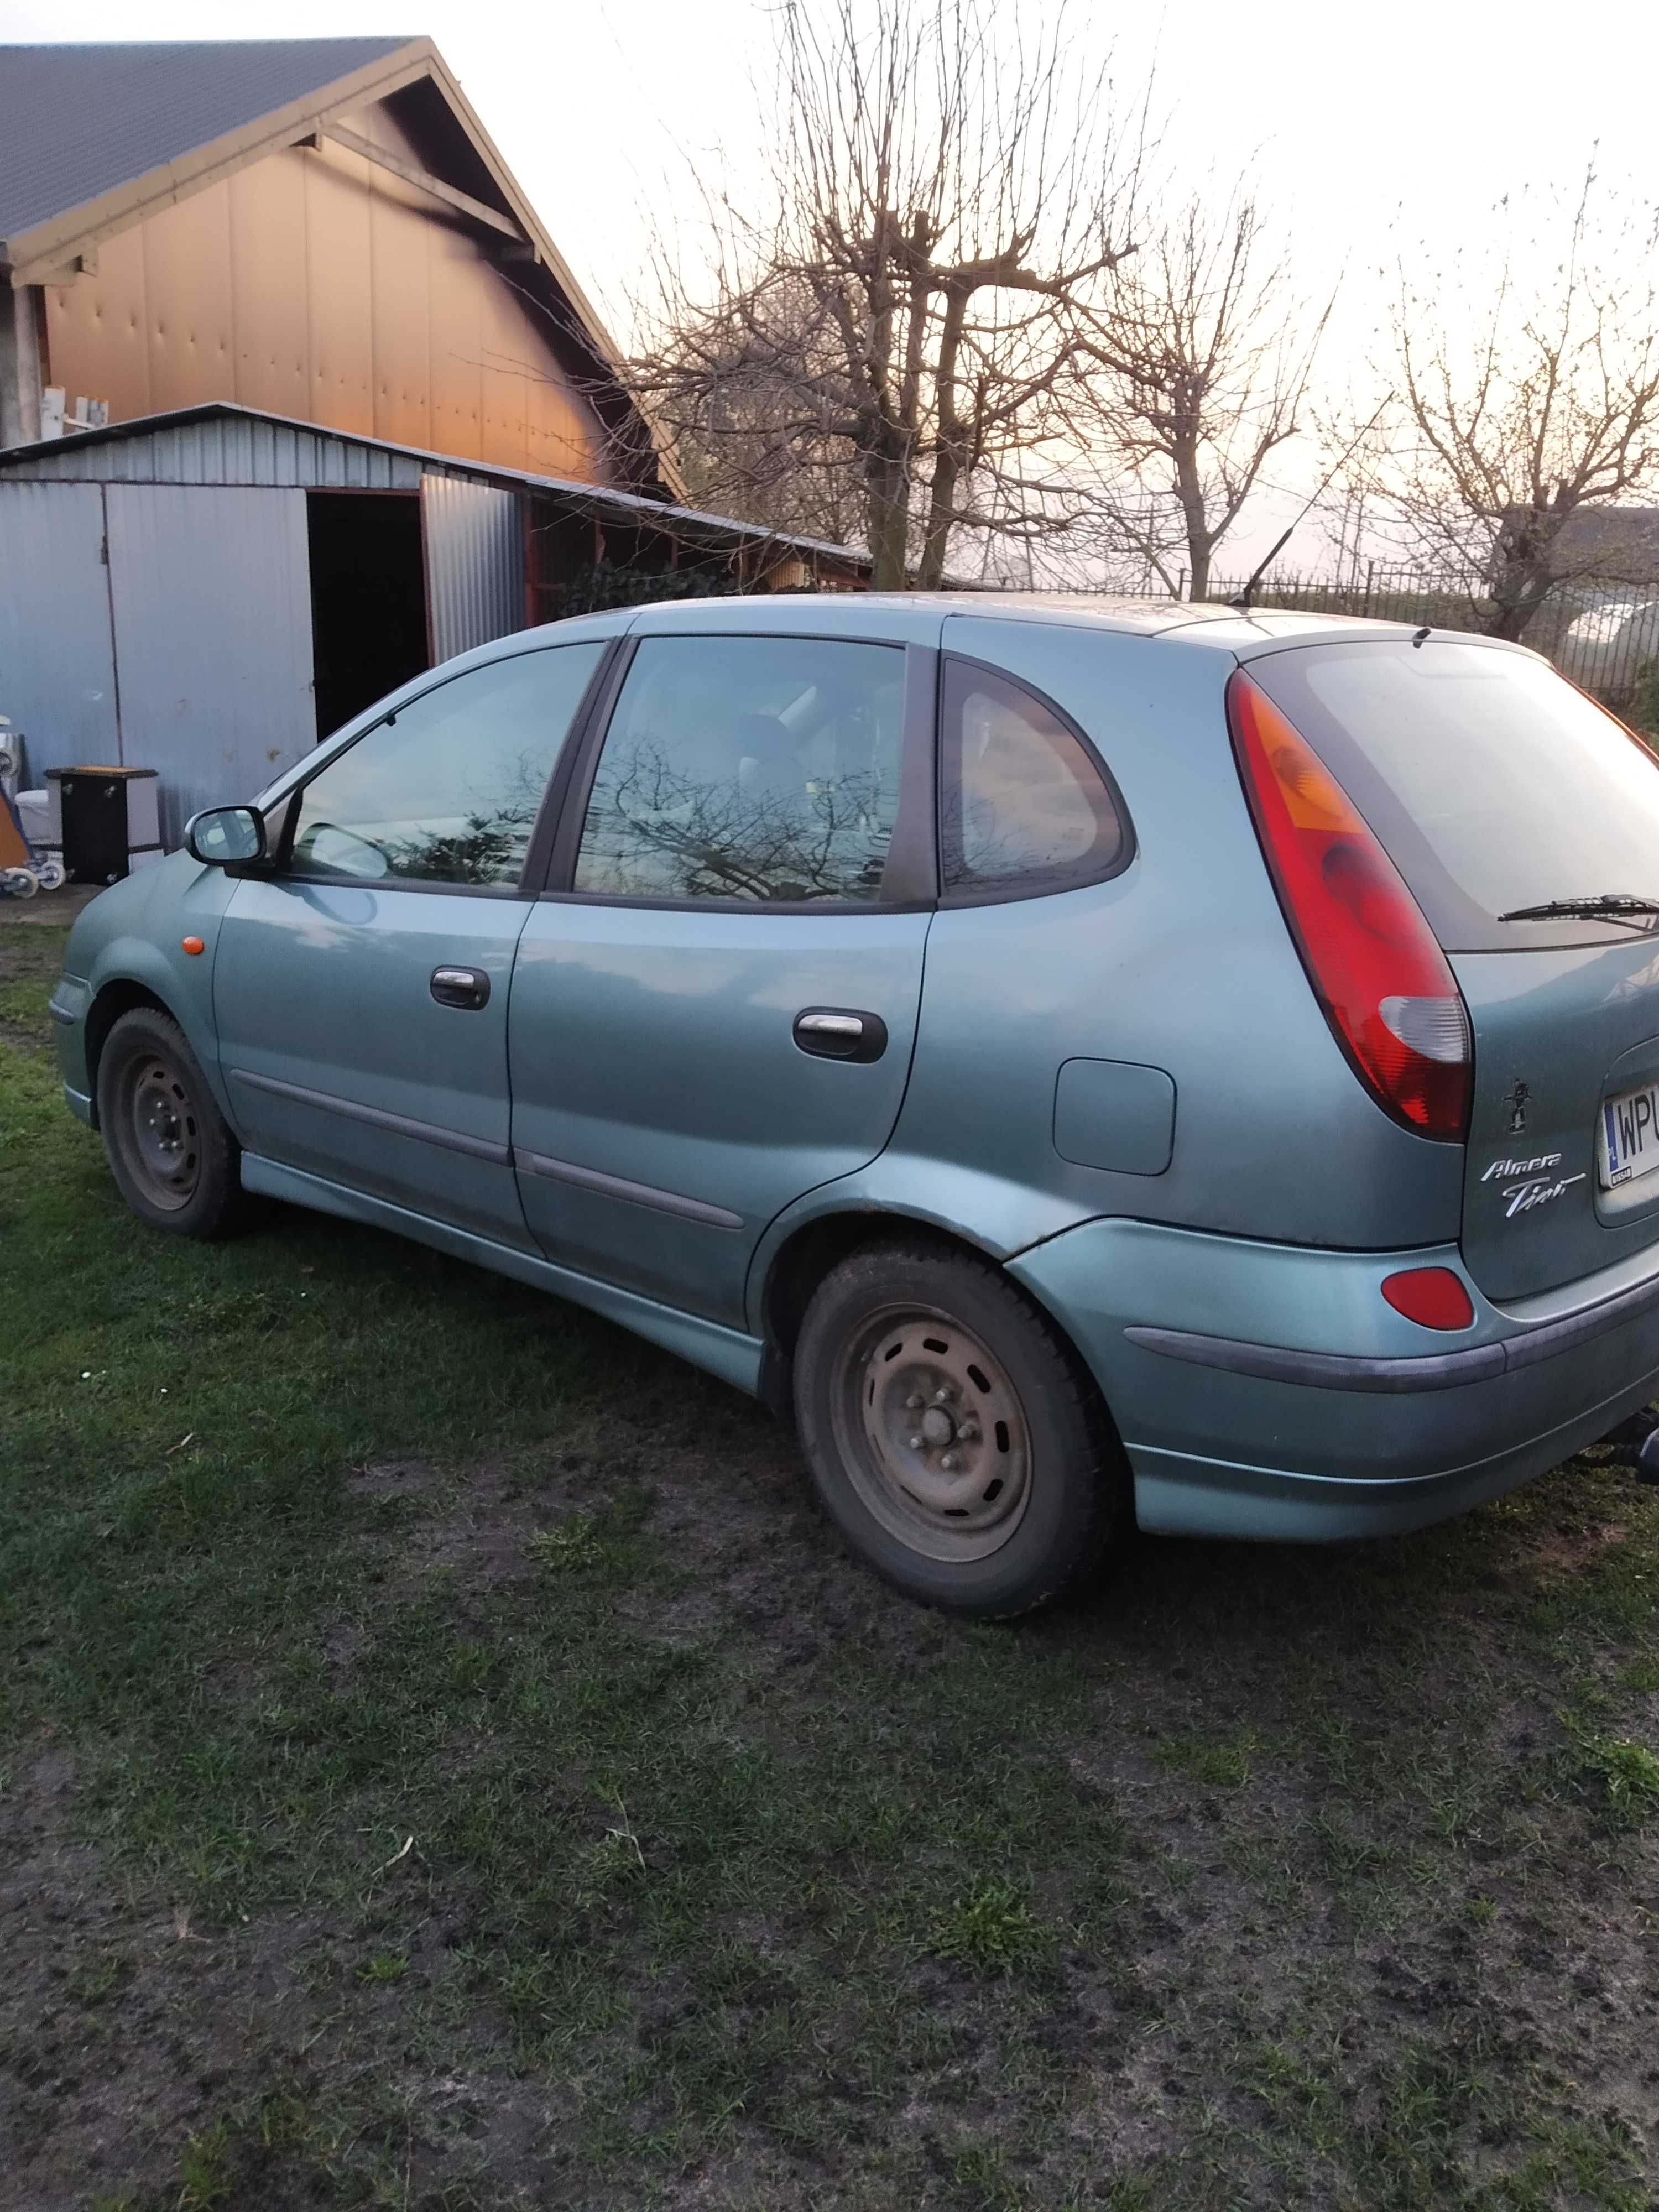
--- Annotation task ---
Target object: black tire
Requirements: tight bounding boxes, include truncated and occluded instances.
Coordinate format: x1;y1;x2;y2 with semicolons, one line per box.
96;1005;246;1240
792;1239;1129;1617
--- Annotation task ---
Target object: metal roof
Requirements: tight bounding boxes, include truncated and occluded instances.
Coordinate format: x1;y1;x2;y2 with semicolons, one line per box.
0;401;872;570
0;38;413;247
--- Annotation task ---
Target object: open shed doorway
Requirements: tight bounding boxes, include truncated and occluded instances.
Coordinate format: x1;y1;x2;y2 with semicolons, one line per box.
307;492;429;741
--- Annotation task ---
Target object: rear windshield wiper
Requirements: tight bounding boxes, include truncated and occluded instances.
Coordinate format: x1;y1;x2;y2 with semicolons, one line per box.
1499;893;1659;927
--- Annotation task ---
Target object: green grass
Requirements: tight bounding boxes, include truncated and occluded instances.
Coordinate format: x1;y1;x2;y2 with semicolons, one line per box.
4;912;1659;2209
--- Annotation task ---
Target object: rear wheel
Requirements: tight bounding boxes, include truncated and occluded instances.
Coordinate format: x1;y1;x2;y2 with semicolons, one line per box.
96;1005;245;1239
793;1240;1128;1616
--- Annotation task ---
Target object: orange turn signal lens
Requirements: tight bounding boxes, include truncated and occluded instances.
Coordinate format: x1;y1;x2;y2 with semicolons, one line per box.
181;936;205;956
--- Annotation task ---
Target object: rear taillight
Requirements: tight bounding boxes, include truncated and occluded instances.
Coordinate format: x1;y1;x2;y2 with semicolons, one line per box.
1227;669;1471;1141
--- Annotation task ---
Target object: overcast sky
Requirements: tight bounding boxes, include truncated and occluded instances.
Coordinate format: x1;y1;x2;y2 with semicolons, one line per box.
3;0;1656;566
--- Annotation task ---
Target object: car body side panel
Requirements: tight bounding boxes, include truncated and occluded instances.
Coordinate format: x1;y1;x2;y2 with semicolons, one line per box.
53;850;243;1121
213;875;536;1248
898;619;1465;1250
510;904;932;1328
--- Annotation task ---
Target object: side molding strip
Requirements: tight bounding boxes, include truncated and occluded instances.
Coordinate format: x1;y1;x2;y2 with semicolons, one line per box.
513;1146;744;1231
1128;1260;1659;1392
238;1152;765;1397
228;1068;511;1165
1124;1326;1504;1394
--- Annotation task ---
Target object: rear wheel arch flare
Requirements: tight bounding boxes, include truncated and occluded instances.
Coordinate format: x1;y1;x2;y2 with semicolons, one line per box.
759;1211;1114;1426
764;1213;996;1355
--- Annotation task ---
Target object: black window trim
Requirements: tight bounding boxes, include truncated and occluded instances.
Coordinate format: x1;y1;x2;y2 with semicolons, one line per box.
936;651;1136;909
239;638;622;899
536;633;940;916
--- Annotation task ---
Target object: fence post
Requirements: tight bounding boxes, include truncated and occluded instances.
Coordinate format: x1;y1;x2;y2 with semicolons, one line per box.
1176;567;1186;602
1364;560;1375;618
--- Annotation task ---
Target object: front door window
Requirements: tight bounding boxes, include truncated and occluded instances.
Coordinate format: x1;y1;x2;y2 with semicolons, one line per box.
288;643;606;888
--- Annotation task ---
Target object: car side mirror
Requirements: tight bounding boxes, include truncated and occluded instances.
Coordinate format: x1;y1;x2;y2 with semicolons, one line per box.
185;806;265;868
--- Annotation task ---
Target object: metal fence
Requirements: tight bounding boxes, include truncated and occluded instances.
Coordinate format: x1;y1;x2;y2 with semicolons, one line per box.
1045;565;1659;722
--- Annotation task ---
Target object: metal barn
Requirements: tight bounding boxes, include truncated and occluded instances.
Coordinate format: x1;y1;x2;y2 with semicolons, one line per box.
0;403;867;848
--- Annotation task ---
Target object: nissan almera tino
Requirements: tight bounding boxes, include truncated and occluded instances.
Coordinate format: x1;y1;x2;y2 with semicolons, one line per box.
50;595;1659;1614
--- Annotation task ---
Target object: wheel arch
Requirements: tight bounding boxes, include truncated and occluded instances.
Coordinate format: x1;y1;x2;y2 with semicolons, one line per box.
755;1206;1106;1428
84;978;179;1125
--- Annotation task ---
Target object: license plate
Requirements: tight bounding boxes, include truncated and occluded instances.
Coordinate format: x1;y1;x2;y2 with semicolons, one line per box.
1599;1082;1659;1187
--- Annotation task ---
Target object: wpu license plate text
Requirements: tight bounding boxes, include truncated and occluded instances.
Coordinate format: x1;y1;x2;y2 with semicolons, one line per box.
1601;1083;1659;1190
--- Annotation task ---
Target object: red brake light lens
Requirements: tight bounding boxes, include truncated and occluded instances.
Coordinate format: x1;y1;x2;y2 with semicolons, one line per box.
1227;669;1472;1140
1380;1266;1475;1331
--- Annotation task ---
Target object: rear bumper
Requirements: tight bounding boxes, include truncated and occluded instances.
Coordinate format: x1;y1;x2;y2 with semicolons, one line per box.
1123;1242;1659;1390
1009;1218;1659;1542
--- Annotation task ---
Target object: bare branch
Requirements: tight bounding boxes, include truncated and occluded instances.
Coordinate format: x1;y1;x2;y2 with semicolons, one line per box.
1066;189;1332;600
625;0;1147;587
1363;164;1659;637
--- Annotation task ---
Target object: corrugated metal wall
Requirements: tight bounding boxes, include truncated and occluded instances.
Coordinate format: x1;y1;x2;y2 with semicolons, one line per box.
104;486;316;844
0;414;426;490
0;420;564;842
0;481;122;778
421;474;525;664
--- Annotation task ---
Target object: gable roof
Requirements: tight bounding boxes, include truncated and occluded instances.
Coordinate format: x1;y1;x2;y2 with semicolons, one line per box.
0;36;680;497
0;38;413;247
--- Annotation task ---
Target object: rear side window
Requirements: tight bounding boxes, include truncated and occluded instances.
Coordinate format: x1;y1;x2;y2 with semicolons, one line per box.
1246;640;1659;950
939;658;1128;900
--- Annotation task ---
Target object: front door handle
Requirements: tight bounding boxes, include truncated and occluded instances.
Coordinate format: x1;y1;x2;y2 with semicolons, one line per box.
793;1007;888;1063
431;965;491;1011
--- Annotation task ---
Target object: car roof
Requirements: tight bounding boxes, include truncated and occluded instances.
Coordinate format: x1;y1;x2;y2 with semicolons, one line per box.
611;590;1514;656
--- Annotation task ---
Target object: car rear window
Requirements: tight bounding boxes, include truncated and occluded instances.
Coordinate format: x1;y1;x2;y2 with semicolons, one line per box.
1245;639;1659;951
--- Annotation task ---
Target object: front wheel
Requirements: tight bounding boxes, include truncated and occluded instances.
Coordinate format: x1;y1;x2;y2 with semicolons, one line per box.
96;1005;246;1239
792;1240;1129;1616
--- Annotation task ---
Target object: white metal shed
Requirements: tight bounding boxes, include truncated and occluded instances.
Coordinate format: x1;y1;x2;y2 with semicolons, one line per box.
0;402;863;846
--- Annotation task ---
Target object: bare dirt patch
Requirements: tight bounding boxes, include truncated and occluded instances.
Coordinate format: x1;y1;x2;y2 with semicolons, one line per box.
4;1424;1658;2209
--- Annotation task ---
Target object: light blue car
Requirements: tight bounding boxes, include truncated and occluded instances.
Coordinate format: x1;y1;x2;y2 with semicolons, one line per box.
50;595;1659;1613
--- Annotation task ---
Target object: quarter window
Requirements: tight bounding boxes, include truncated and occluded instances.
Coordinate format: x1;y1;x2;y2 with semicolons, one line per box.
940;658;1126;898
288;643;606;888
572;635;906;904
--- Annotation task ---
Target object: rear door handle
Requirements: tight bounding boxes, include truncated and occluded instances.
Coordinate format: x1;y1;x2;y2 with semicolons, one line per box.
431;965;491;1010
793;1008;888;1062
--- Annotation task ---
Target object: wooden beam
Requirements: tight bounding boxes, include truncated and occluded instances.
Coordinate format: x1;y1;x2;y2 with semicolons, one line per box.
319;124;524;241
22;248;96;287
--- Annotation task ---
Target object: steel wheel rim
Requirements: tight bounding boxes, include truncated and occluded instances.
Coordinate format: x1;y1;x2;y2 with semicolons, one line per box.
122;1052;201;1211
830;1302;1034;1562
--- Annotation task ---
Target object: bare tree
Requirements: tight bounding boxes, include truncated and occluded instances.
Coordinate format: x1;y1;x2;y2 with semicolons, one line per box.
630;0;1144;588
658;274;873;549
1370;166;1659;639
1069;192;1330;601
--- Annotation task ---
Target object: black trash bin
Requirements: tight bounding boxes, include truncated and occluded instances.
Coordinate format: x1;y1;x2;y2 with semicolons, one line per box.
45;766;161;885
